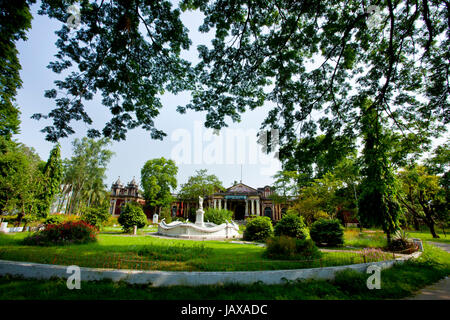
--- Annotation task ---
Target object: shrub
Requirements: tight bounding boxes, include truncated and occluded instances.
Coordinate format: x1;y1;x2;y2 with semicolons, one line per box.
23;221;98;246
274;214;308;239
265;236;321;260
243;215;273;242
310;218;344;247
204;208;233;225
188;207;196;221
159;206;172;224
103;216;119;227
44;214;65;226
63;214;82;223
118;202;147;233
387;230;418;253
81;206;111;229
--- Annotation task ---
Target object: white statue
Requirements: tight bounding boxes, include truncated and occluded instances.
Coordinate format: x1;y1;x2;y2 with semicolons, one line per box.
199;196;203;210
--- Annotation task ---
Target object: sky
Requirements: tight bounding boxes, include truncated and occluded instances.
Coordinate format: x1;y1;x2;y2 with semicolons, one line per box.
14;2;281;192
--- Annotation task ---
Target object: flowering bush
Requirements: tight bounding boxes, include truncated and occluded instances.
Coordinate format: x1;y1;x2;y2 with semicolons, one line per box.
360;248;389;262
23;221;98;246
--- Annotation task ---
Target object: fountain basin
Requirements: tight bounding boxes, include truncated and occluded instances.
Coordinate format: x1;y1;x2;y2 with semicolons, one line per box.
157;219;240;240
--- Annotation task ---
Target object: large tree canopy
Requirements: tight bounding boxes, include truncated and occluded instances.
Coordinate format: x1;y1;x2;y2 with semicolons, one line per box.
0;0;35;139
33;0;194;141
30;0;447;152
179;0;448;166
178;169;224;201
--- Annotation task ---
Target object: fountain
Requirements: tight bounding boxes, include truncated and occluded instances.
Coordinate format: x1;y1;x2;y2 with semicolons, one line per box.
157;196;240;240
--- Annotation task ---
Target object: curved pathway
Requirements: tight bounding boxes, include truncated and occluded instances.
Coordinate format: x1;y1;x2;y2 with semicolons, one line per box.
407;241;450;300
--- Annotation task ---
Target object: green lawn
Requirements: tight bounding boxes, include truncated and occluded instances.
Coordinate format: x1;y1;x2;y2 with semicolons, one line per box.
0;231;391;272
406;230;450;244
0;243;448;300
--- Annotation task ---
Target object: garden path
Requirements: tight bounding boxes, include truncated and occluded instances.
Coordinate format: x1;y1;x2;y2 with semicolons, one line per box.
406;242;450;300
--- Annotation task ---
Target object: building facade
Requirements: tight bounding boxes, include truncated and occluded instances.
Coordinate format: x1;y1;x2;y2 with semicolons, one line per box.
170;183;290;221
109;178;291;221
109;177;146;216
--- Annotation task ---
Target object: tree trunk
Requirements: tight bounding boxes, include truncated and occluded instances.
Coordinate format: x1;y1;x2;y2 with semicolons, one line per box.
418;194;440;239
412;216;420;231
426;217;440;238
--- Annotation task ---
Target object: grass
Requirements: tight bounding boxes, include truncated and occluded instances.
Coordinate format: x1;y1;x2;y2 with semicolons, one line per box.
0;243;447;300
0;231;392;272
406;230;450;244
343;229;388;248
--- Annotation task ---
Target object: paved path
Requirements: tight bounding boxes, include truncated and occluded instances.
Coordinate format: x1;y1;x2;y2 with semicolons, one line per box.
428;241;450;253
406;241;450;300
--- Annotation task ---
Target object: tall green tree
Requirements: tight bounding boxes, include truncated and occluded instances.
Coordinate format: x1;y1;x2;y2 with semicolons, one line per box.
141;157;178;214
398;165;447;238
358;100;403;243
38;143;63;217
0;0;35;139
62;137;114;215
178;169;224;201
0;141;45;223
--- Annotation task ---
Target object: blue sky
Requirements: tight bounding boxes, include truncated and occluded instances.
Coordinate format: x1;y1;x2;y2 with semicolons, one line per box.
14;3;281;192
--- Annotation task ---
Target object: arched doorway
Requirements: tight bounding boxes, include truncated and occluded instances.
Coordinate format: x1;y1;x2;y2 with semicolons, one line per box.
234;203;245;220
264;206;272;219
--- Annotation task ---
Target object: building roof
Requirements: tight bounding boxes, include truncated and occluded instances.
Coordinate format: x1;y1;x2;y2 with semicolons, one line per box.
112;176;123;187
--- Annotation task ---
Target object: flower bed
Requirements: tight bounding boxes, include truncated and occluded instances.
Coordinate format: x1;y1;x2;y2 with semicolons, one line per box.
23;221;98;246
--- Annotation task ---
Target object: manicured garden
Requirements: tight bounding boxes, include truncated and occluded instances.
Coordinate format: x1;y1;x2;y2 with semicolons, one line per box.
0;243;448;300
0;231;394;272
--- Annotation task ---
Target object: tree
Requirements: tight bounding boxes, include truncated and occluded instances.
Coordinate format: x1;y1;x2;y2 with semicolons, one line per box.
38;143;63;217
141;157;177;214
425;141;450;176
0;141;46;223
270;170;301;205
290;172;343;225
33;0;194;142
29;1;447;151
178;169;224;200
398;165;447;238
358;101;403;243
118;202;147;233
178;0;447;165
62;138;114;215
0;0;35;139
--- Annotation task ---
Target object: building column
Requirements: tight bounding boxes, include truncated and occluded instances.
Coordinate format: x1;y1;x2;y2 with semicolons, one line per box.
224;199;227;210
112;199;117;215
214;199;217;209
256;199;260;216
251;199;255;215
218;199;222;209
245;200;248;216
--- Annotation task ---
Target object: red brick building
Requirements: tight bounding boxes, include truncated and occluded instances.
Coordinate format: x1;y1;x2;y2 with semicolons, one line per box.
109;177;291;221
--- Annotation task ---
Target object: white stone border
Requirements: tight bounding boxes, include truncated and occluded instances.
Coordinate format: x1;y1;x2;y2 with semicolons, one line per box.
0;252;421;287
